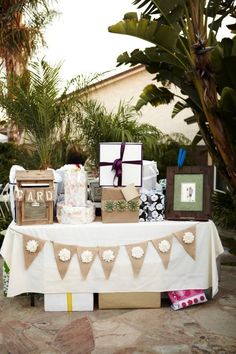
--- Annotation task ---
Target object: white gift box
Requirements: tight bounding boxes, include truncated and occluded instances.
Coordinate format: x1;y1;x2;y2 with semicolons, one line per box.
99;142;143;187
142;160;159;190
44;293;94;312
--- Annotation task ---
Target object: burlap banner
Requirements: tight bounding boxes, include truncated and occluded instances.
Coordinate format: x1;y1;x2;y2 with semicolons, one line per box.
152;235;173;269
174;225;196;260
22;234;46;270
77;246;98;279
98;246;120;279
17;223;198;280
52;242;77;279
125;241;148;277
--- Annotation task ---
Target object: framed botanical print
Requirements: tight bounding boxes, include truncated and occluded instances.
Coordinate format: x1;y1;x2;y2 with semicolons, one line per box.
166;166;214;221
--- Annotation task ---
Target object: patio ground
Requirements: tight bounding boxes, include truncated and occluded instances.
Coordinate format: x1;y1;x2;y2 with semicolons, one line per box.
0;255;236;354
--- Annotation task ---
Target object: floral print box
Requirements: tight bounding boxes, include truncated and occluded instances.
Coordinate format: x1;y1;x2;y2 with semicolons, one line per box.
139;190;165;222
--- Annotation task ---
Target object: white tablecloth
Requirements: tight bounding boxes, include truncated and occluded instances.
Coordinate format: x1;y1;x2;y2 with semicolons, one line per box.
1;220;224;297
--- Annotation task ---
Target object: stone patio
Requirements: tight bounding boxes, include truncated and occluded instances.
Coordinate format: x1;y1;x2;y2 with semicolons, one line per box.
0;256;235;354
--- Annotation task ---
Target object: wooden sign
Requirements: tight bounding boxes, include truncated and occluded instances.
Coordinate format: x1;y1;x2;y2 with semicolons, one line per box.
166;166;213;221
15;170;54;225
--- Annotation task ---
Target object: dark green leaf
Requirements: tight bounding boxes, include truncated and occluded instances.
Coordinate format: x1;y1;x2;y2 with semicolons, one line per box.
136;84;174;110
109;14;178;50
145;47;187;69
172;100;187;118
219;87;236;115
221;38;233;57
192;131;203;145
152;0;184;16
227;23;236;34
209;14;228;32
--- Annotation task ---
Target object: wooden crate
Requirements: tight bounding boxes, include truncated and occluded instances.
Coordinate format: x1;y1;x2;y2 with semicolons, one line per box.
15;170;54;225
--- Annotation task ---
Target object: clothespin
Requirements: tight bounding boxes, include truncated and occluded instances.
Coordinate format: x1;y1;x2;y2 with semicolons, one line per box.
177;148;186;168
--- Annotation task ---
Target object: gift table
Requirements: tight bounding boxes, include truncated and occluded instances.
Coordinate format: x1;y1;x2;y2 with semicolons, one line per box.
1;220;224;298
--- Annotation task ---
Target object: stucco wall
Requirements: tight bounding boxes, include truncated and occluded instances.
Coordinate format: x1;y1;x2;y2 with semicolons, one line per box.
89;67;198;141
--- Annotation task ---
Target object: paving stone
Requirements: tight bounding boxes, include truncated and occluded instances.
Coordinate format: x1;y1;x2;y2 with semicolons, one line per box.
54;317;95;354
93;319;141;350
0;321;37;354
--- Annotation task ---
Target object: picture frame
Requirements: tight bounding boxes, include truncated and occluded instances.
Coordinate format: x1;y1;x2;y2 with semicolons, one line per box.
166;166;214;221
213;165;227;194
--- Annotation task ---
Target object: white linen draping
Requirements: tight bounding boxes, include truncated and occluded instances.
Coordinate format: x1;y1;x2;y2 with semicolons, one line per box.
0;220;224;297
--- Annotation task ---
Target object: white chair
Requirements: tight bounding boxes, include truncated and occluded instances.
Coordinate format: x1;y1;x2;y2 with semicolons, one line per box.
9;165;25;220
0;183;10;218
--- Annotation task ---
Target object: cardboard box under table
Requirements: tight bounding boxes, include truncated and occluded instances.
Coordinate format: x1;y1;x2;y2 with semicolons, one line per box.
15;170;54;225
101;187;139;223
44;293;94;312
99;142;143;187
99;292;161;309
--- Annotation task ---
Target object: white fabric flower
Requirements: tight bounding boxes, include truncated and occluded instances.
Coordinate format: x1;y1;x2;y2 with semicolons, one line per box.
156;203;164;210
158;240;171;253
102;249;115;262
157;214;164;221
151;210;158;218
150;194;158;201
58;248;71;262
26;239;39;253
131;246;144;259
183;232;195;244
81;250;93;263
148;204;156;211
140;194;147;202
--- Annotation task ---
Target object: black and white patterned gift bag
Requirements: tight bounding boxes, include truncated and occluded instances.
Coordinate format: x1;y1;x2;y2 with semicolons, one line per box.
139;191;165;222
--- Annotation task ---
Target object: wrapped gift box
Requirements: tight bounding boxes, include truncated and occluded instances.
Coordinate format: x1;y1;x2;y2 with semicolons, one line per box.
89;179;102;202
99;292;161;309
56;201;96;224
44;293;94;311
139;189;165;222
168;289;207;310
142;160;159;190
101;187;139;223
99;142;143;187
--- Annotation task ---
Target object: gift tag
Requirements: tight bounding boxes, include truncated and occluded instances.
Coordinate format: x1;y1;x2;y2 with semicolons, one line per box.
121;184;139;201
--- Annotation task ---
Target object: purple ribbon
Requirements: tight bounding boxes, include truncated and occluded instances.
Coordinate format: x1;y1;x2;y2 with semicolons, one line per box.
99;143;142;186
111;142;125;186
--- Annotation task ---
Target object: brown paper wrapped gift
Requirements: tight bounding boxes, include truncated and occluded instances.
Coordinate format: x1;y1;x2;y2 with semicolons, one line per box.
101;187;139;223
98;292;161;309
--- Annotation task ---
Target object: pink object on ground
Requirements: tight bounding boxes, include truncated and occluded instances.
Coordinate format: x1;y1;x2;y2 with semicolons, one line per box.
168;289;207;310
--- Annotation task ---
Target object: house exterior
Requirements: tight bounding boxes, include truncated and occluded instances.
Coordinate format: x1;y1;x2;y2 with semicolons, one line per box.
87;65;199;141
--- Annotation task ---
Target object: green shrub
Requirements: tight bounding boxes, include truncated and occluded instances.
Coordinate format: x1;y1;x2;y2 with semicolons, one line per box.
0;142;39;185
212;191;236;230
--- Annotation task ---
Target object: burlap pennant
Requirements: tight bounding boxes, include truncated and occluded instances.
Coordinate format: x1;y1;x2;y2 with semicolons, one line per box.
52;242;77;279
125;241;148;277
22;234;46;270
98;246;120;279
77;246;98;279
174;225;196;260
152;235;173;269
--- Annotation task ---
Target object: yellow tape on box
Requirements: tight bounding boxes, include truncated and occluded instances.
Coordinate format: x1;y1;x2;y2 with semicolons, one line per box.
44;293;94;311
